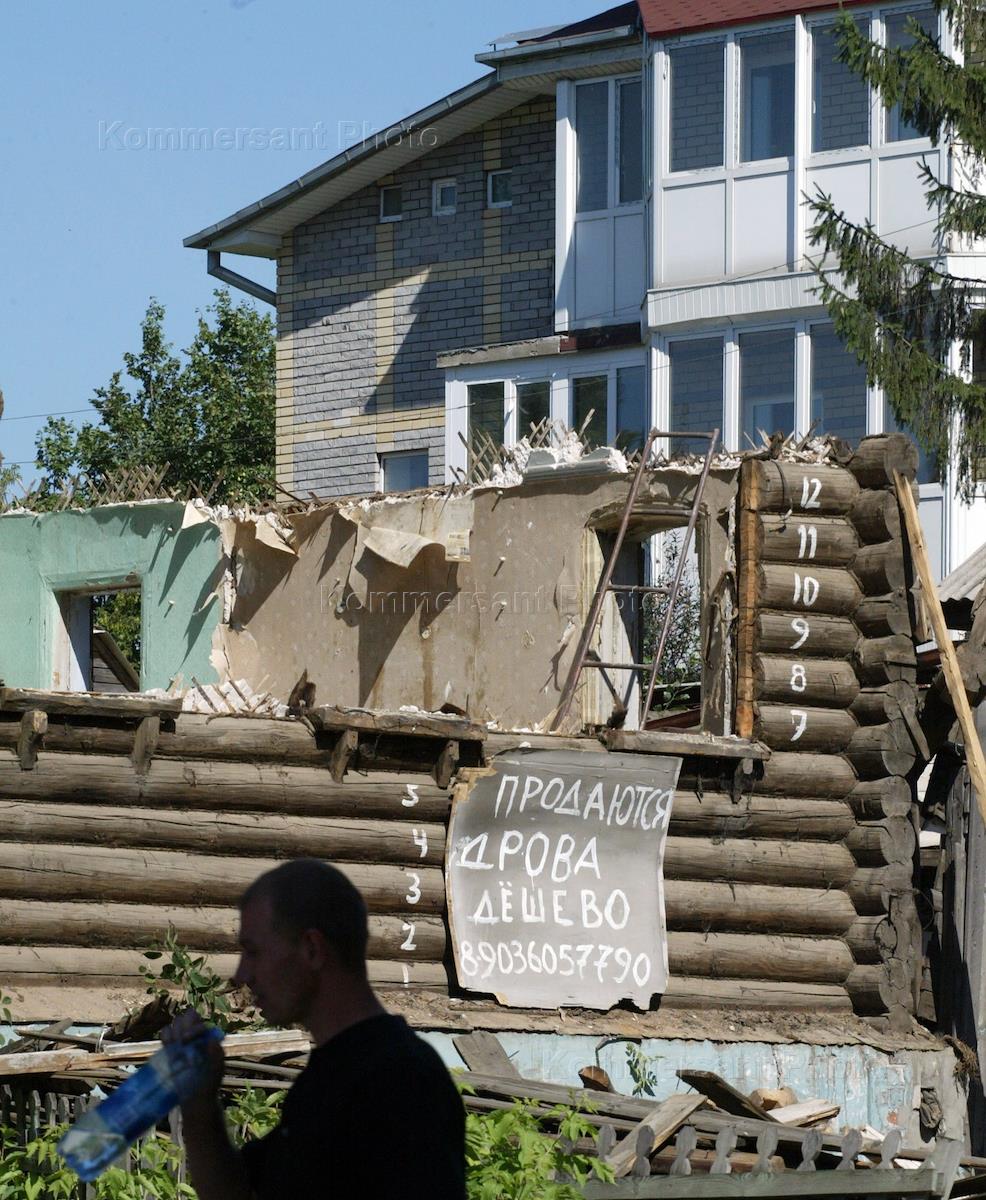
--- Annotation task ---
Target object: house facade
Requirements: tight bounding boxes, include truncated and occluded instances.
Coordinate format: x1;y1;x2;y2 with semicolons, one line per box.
185;0;986;579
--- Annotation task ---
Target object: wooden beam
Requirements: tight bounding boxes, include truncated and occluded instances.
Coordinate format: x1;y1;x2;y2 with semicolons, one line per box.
606;1094;707;1179
895;469;986;824
0;688;182;720
736;459;761;740
433;739;459;788
130;715;159;777
452;1031;519;1076
600;730;769;761
309;705;486;742
329;728;358;783
17;710;46;770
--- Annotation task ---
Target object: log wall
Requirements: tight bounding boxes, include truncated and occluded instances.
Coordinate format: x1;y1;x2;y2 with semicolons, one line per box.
735;434;923;1024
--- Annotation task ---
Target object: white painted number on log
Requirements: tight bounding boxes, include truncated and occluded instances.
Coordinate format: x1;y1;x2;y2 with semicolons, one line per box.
400;922;417;951
405;873;422;905
790;664;807;693
792;573;819;607
401;784;420;808
797;524;818;559
412;828;428;858
790;709;808;741
800;477;822;509
790;617;810;650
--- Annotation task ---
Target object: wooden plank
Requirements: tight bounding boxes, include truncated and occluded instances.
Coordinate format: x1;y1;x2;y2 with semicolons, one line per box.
676;1070;777;1122
0;1028;311;1077
452;1031;519;1076
895;470;986;828
770;1099;841;1126
0;688;182;719
601;730;769;761
606;1094;707;1179
309;705;487;741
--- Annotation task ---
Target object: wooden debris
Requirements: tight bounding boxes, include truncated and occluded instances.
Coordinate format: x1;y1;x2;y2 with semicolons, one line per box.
605;1095;706;1179
579;1065;614;1092
771;1099;842;1127
677;1069;777;1122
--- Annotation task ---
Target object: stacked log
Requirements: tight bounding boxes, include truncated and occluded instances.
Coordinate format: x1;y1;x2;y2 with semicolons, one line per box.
736;436;923;1024
0;725;453;1009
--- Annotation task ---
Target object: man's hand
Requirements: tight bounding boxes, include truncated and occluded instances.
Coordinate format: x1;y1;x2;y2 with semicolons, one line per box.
161;1010;253;1200
161;1009;225;1111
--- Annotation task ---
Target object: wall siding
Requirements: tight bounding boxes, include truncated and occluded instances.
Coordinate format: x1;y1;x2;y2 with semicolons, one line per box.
277;96;556;496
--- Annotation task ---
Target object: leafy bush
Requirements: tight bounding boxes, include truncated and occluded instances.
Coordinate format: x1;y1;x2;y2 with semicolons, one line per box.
464;1096;614;1200
139;925;241;1031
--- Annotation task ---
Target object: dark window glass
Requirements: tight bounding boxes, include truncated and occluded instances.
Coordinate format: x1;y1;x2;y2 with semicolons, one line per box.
618;79;643;203
576;82;609;212
669;338;725;454
885;8;935;142
380;186;402;220
812;24;869;151
739;329;795;447
468;382;505;449
489;170;512;207
810;324;868;443
669;42;725;171
381;451;429;491
573;375;608;448
517;381;550;436
615;365;647;452
884;398;938;483
740;30;796;161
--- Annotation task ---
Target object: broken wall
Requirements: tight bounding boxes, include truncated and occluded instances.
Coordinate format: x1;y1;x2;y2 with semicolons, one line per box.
226;468;737;732
0;503;223;691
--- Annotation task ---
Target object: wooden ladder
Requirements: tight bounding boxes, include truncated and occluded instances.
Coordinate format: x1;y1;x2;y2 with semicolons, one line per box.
550;428;720;732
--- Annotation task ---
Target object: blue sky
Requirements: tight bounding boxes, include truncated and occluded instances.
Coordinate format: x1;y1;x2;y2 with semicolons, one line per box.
0;0;604;480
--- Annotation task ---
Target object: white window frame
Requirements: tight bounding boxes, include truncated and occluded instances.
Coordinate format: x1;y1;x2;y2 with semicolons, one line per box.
379;448;430;492
379;185;402;223
487;169;512;209
571;74;646;216
444;349;649;482
432;178;458;217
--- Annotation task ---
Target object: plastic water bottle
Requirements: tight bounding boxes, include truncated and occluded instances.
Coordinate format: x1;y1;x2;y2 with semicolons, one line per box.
59;1026;224;1181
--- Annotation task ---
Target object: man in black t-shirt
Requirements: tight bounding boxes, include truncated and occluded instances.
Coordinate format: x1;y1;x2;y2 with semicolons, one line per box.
166;859;465;1199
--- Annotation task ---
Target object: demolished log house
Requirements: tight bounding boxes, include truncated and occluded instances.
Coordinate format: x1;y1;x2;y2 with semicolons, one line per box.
0;431;975;1142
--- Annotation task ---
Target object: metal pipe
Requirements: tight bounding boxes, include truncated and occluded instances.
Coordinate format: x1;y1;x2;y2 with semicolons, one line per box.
207;251;276;307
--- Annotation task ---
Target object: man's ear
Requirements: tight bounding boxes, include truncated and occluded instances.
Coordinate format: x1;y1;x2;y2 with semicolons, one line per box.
299;927;333;970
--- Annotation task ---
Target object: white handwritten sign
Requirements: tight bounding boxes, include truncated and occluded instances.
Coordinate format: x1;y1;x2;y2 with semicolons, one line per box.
446;749;680;1010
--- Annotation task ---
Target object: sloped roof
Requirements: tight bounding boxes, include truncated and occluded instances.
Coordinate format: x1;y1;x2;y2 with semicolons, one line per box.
636;0;869;36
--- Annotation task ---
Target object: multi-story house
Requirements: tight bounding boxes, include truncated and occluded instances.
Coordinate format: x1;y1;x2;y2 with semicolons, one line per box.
185;0;984;578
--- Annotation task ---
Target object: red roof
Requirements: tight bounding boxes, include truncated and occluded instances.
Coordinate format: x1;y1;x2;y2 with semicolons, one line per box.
637;0;869;36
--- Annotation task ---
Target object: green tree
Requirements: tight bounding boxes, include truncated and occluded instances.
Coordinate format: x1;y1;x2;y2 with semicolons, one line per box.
0;387;22;507
35;290;275;505
809;0;986;496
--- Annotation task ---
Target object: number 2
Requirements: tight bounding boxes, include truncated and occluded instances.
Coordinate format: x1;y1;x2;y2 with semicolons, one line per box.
400;922;417;951
800;477;822;509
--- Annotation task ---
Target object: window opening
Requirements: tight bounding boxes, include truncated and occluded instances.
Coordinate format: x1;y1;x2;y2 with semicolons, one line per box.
487;169;512;208
55;587;141;693
379;185;402;222
812;24;869;151
883;397;938;483
575;77;643;212
740;30;795;161
669;41;725;171
810;323;868;442
739;328;796;446
380;450;429;492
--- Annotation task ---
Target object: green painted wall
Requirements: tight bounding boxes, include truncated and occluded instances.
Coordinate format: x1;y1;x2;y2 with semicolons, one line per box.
0;502;223;691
